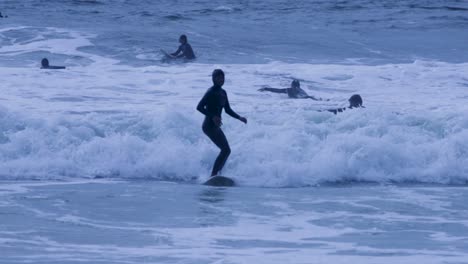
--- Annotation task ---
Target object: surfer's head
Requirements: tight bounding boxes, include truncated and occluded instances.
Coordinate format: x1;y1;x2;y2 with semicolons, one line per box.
349;94;363;108
41;58;49;68
212;69;225;87
179;34;187;44
291;79;300;89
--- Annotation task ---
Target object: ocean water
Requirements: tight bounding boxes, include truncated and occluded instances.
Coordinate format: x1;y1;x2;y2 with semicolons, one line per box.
2;181;468;264
1;0;468;263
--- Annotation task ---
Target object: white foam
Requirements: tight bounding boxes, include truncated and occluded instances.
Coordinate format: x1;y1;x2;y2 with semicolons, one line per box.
0;26;117;66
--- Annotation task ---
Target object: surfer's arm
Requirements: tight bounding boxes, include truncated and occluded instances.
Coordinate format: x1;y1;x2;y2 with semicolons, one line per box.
223;93;241;120
306;95;320;101
175;53;185;58
49;66;66;69
197;92;210;116
175;46;190;58
171;46;182;56
41;66;66;70
258;87;288;94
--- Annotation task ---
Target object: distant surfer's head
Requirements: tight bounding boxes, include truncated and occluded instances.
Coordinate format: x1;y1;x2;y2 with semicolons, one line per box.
212;69;225;86
349;94;363;108
179;34;187;44
41;58;49;68
291;79;300;89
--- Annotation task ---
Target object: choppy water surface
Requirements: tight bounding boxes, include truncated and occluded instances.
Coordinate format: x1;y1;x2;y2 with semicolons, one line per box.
1;181;468;264
1;0;468;64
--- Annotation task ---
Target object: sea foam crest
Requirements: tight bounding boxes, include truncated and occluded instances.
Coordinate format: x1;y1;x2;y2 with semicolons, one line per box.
0;104;467;186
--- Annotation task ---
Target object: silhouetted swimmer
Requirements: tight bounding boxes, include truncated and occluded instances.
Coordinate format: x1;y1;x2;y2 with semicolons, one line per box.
0;12;7;18
169;34;196;60
41;58;66;69
197;69;247;177
327;94;364;114
258;80;326;101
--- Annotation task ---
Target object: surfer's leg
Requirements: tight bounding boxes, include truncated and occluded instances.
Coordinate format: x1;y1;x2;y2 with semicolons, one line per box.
210;128;231;176
203;125;231;176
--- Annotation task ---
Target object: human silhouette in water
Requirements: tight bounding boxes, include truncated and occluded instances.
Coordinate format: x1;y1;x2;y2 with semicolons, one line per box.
258;80;326;101
197;69;247;177
327;94;364;114
170;34;196;60
40;58;66;69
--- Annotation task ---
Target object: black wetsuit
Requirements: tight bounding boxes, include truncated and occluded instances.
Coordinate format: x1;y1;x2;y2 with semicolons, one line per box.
327;106;361;114
262;87;320;100
197;85;240;176
172;43;196;60
328;107;347;114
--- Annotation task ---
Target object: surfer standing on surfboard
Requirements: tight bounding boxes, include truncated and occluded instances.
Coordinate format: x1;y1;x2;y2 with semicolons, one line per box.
197;69;247;177
170;34;196;60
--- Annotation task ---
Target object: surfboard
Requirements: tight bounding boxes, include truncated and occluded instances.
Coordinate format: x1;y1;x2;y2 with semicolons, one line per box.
160;49;178;63
160;49;174;58
203;176;236;187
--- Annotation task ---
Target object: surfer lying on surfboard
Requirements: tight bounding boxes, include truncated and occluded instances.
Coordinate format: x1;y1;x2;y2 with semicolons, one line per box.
197;69;247;177
325;94;364;114
258;80;327;101
40;58;66;70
